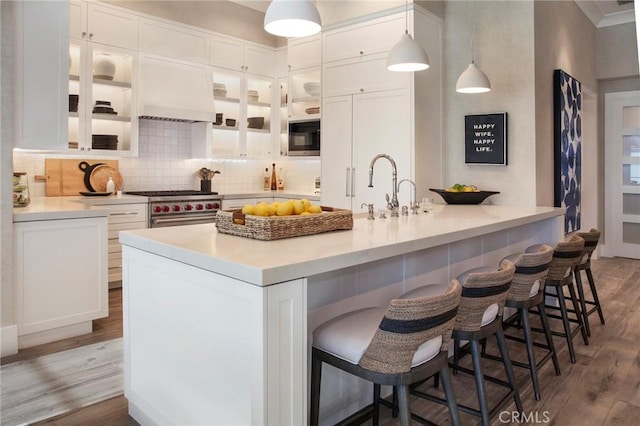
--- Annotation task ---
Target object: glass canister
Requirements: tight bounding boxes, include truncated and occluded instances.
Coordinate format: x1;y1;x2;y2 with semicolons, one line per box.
13;172;31;207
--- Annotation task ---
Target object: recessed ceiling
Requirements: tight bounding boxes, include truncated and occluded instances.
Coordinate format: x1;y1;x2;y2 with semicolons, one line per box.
575;0;635;27
229;0;269;13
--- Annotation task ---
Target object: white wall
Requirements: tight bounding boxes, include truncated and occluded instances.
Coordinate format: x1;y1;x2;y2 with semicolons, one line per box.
443;0;536;206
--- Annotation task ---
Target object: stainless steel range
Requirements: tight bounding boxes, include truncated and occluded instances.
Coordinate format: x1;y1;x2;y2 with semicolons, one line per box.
125;190;221;228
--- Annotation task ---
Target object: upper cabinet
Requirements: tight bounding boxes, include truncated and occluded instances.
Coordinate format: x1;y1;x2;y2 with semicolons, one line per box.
210;34;275;78
14;0;69;150
69;0;138;50
138;17;210;64
287;35;321;71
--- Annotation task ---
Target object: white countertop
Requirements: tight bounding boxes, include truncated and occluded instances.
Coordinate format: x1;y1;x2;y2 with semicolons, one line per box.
12;197;110;222
119;204;564;287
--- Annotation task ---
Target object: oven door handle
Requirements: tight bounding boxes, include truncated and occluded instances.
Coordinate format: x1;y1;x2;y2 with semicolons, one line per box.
151;215;217;225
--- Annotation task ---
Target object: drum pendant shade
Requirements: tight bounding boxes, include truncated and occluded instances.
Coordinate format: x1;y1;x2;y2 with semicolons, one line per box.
264;0;321;38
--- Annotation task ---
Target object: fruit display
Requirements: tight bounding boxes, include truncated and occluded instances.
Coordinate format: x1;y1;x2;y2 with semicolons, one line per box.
445;183;479;193
232;199;323;224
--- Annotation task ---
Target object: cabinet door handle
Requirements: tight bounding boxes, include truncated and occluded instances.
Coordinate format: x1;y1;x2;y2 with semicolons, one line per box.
109;212;139;216
88;33;93;39
345;168;351;197
81;31;87;38
351;168;355;197
359;51;364;55
360;88;364;92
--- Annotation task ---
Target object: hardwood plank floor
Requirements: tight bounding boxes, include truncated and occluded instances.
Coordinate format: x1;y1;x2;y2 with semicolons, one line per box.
4;257;639;425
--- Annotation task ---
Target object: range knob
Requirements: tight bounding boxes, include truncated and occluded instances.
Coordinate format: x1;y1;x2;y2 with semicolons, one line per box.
153;206;162;213
185;204;193;211
173;205;181;212
212;202;220;209
196;204;204;210
205;203;214;210
162;206;170;213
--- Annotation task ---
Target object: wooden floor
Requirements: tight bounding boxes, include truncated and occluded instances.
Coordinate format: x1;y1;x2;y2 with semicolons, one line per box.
4;257;639;426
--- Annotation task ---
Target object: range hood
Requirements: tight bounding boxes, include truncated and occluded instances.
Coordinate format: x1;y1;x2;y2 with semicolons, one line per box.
138;54;216;123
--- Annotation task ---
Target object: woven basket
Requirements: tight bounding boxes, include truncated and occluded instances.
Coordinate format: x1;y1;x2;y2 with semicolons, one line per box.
215;206;353;240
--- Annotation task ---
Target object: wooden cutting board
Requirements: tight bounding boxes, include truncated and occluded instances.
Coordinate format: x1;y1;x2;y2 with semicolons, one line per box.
44;159;120;196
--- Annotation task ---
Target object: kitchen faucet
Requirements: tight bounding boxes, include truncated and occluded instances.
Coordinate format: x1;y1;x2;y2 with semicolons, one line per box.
398;179;420;215
368;154;399;217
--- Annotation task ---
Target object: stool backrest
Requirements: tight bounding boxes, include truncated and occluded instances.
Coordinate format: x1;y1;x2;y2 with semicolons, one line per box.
547;235;585;281
576;228;600;264
455;259;515;332
359;280;462;374
508;244;554;302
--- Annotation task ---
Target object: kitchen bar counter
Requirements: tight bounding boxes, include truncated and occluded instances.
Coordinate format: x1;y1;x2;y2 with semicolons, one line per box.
12;197;110;222
120;205;564;426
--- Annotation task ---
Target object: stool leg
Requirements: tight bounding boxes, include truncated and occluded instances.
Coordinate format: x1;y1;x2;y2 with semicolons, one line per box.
574;269;591;337
495;327;524;413
469;339;490;426
310;351;322;426
554;287;577;363
586;267;605;325
397;385;411;426
538;302;561;376
453;340;461;375
520;307;540;400
567;280;589;345
439;365;461;426
373;383;381;426
392;387;398;418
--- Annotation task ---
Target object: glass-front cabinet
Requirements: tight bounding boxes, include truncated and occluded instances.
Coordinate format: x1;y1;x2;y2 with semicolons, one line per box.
288;67;320;121
69;42;138;155
210;69;274;158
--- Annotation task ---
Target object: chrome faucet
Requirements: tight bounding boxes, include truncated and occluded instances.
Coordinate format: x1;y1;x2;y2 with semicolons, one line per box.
398;179;419;214
368;154;399;217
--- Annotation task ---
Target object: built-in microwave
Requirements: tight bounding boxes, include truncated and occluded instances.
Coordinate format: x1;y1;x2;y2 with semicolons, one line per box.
288;119;320;156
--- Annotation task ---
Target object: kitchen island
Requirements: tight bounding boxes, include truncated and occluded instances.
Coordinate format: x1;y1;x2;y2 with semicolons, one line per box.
119;204;564;426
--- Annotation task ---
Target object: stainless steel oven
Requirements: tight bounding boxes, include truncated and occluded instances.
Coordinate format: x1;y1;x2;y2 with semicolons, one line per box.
125;190;221;228
288;119;320;156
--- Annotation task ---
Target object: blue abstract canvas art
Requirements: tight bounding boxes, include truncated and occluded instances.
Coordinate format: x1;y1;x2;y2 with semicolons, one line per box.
554;69;582;234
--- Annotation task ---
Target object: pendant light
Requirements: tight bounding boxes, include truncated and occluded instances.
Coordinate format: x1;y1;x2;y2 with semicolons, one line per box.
456;1;491;93
387;0;429;72
264;0;321;38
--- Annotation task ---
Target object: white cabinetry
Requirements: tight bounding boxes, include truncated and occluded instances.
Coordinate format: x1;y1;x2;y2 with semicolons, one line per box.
321;89;411;210
68;42;138;155
287;35;321;71
321;7;443;210
210;34;275;78
13;0;69;150
138;17;209;64
13;217;108;348
70;0;138;49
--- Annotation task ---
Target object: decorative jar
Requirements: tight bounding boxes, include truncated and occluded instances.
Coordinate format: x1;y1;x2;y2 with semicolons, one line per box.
13;172;30;207
93;53;116;81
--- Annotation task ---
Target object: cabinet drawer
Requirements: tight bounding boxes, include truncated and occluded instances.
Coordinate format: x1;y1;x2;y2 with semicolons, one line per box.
108;251;122;268
108;221;147;240
104;204;147;224
108;238;121;254
108;267;122;283
322;13;405;63
323;53;410;97
221;198;259;210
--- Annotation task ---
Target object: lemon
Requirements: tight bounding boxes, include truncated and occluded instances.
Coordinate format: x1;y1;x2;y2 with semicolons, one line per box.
271;201;280;210
293;200;306;215
307;205;322;214
267;204;277;216
301;198;311;210
299;211;311;216
241;204;255;215
254;203;269;217
276;201;294;216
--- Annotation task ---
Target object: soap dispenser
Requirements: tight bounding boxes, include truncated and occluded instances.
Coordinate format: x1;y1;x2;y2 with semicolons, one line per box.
106;175;116;193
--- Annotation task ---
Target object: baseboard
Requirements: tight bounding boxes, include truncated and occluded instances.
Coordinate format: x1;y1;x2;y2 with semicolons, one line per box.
18;321;92;349
1;325;18;357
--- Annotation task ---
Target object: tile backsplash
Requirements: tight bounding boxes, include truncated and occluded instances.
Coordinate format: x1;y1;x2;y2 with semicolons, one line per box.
13;119;320;197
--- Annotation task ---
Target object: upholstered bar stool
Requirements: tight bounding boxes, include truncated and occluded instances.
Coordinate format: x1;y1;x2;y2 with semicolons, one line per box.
309;280;462;426
574;229;605;337
529;235;587;364
400;260;521;426
481;244;560;401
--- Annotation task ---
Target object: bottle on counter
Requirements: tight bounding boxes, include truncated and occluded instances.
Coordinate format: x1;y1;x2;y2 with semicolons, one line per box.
263;167;271;191
271;163;277;191
106;175;116;193
277;167;285;190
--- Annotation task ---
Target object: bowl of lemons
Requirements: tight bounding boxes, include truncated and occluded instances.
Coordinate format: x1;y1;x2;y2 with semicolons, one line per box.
429;185;499;205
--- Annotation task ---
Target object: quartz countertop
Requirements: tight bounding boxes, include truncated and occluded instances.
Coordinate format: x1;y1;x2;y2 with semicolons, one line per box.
12;197;110;222
119;204;564;287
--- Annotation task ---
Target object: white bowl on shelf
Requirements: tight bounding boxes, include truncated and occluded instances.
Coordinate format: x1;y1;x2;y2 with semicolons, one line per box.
303;82;320;96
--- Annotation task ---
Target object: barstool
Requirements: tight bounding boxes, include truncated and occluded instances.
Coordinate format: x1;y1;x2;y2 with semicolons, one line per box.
309;280;462;426
481;244;560;401
574;229;605;336
401;260;522;426
530;235;587;364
